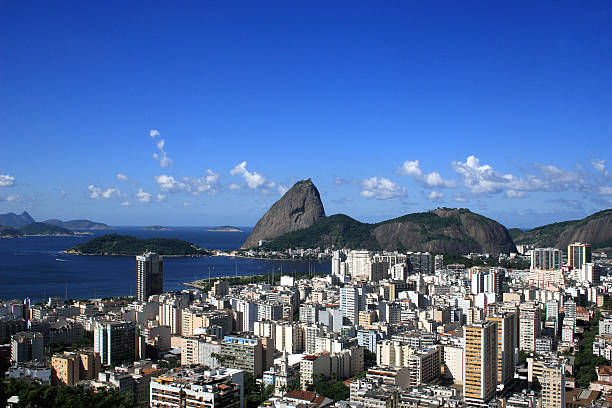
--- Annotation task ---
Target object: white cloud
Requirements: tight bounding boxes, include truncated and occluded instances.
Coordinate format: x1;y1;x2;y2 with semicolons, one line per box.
230;161;266;189
428;191;444;200
0;194;19;202
149;130;173;168
506;190;526;198
600;187;612;195
116;173;129;182
120;201;132;206
451;155;593;197
156;193;166;201
88;185;120;199
155;170;220;195
591;159;607;173
360;177;405;200
228;184;241;191
397;160;456;188
0;174;15;187
453;194;468;202
136;188;152;202
278;185;289;195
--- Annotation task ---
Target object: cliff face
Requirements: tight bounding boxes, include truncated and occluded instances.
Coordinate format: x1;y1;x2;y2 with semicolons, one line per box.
513;209;612;250
373;208;517;255
241;179;326;249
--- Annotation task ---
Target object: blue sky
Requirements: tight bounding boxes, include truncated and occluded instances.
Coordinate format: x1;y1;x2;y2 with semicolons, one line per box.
1;1;611;228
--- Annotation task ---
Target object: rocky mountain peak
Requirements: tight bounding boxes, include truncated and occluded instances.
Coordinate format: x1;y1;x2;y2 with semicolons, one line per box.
241;179;325;249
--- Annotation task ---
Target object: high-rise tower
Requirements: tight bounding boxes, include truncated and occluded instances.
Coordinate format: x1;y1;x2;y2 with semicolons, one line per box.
136;252;163;302
464;321;498;406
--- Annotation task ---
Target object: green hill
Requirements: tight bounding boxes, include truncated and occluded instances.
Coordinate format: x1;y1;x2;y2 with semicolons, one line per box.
19;222;74;236
0;225;22;238
512;209;612;249
260;208;516;255
67;234;211;256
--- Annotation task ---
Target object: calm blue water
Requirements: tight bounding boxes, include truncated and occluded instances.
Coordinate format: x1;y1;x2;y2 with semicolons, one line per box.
0;227;330;301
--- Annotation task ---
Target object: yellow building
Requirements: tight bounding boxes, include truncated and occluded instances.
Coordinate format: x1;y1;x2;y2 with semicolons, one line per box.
51;350;100;386
358;310;377;328
464;321;497;406
487;313;516;387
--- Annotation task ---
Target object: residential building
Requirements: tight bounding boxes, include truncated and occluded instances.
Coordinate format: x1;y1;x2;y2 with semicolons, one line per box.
464;321;498;406
11;332;43;363
136;252;163;302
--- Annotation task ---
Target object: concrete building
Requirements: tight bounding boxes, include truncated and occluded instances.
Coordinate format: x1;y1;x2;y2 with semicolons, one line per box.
136;252;163;302
51;350;100;385
220;335;273;377
530;248;562;270
94;320;138;365
568;242;591;270
340;286;364;324
527;356;565;408
464;321;498;406
487;312;516;387
181;336;221;368
150;367;244;408
519;302;540;352
11;332;43;363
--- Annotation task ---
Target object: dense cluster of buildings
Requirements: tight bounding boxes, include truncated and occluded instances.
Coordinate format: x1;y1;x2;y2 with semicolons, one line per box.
2;242;612;407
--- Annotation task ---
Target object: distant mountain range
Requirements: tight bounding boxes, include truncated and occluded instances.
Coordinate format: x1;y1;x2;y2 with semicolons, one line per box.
0;211;110;230
243;179;612;254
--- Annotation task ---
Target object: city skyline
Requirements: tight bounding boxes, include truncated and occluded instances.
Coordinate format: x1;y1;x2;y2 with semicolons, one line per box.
1;2;611;228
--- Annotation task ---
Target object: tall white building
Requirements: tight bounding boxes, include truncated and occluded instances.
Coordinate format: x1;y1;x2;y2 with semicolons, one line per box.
340;286;364;324
347;250;371;279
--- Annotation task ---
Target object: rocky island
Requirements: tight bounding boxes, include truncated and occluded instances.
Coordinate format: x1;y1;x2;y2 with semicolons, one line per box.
207;226;243;232
66;234;211;256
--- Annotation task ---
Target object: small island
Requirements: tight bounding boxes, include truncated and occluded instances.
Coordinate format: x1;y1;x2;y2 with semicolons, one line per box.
142;225;172;231
65;234;211;256
206;226;243;232
19;222;75;236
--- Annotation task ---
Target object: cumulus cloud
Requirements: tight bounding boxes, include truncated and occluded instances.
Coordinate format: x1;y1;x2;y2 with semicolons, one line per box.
116;173;129;182
427;191;444;200
230;161;266;189
0;174;15;187
88;185;120;199
277;185;289;195
397;160;456;188
136;189;152;202
360;177;405;200
228;184;241;191
450;155;593;197
156;193;167;202
150;130;173;168
155;169;220;195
